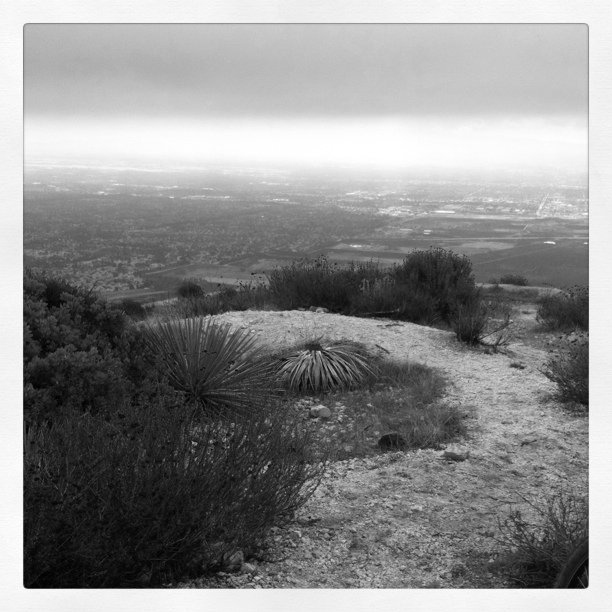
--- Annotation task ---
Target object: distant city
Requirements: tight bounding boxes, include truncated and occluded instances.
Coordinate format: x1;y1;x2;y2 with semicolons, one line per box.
24;163;588;301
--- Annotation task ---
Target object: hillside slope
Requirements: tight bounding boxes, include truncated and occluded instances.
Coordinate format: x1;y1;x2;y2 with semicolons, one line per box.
177;309;588;588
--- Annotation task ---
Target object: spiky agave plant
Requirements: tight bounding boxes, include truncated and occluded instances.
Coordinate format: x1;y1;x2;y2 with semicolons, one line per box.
275;338;374;395
145;316;272;417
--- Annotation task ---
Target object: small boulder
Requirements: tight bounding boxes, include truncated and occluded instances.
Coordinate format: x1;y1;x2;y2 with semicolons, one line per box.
442;450;470;462
315;307;329;313
308;306;317;312
309;404;332;419
377;433;407;451
222;550;244;572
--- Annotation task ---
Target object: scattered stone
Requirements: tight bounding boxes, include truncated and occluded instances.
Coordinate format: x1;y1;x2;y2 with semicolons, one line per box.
308;306;317;312
240;563;257;575
310;405;332;419
442;450;470;462
377;433;407;451
315;307;329;313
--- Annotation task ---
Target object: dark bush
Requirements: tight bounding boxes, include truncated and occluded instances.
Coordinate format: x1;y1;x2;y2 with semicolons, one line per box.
24;398;326;588
392;248;478;322
265;250;478;325
499;274;529;286
537;286;588;331
23;269;135;426
266;255;364;311
117;298;147;318
177;279;204;299
542;338;588;408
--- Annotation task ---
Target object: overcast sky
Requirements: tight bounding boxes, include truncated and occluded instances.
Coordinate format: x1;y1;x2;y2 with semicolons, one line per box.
24;24;588;171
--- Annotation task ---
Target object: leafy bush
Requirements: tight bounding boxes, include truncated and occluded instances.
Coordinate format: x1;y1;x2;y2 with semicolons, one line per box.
144;316;274;418
537;286;588;331
271;338;374;395
495;488;588;588
498;274;529;286
24;398;326;588
23;269;136;426
542;338;588;407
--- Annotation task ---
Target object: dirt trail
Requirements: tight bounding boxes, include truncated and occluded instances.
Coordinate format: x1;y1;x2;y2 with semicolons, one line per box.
179;310;588;589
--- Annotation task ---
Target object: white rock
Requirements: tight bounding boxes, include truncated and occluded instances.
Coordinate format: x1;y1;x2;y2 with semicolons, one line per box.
309;405;332;419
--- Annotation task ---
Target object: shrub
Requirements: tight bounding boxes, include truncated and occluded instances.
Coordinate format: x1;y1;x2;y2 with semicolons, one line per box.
144;316;274;418
392;248;477;322
173;280;273;318
24;397;326;587
537;286;588;331
495;488;588;588
542;338;588;407
266;256;358;311
271;338;375;395
499;274;529;286
450;296;488;345
117;298;147;319
23;269;135;426
177;279;204;299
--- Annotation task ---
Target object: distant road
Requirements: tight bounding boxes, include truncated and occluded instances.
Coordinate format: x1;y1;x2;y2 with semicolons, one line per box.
536;193;549;217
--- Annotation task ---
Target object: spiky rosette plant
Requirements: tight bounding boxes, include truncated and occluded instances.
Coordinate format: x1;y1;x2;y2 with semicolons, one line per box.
145;316;272;418
274;338;374;395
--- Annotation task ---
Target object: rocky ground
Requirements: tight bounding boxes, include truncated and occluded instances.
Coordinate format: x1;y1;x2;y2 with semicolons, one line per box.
171;302;588;589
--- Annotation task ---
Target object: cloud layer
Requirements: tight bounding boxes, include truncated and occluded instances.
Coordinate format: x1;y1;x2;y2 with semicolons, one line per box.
25;24;587;119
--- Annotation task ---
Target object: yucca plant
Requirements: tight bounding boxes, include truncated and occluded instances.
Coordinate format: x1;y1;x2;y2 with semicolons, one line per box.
273;338;374;395
145;317;272;417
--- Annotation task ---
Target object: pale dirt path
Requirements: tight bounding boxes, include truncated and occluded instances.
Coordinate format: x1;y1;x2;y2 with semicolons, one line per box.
178;310;588;589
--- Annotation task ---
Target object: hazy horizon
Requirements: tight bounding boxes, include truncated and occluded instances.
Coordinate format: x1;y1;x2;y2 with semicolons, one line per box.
24;24;588;174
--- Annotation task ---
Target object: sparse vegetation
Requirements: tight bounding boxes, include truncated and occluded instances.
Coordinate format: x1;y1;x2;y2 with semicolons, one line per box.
537;286;588;331
23;271;327;587
172;279;272;318
23;253;589;588
542;338;589;408
495;488;588;588
450;296;488;345
264;248;480;329
24;396;326;587
269;340;460;459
